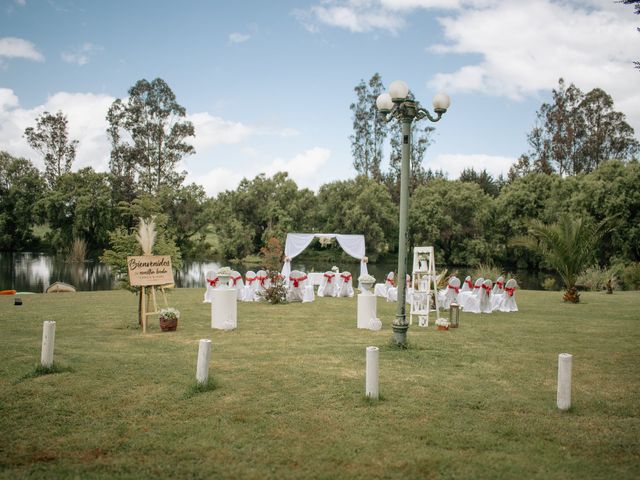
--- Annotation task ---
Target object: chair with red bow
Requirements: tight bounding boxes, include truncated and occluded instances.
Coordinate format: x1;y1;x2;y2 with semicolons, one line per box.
460;275;473;293
498;278;518;312
254;269;270;301
386;274;411;302
317;271;338;297
241;270;257;302
374;272;395;298
438;276;460;310
490;275;505;310
463;278;492;314
336;271;354;298
287;270;315;302
458;277;483;311
229;270;244;300
203;270;218;303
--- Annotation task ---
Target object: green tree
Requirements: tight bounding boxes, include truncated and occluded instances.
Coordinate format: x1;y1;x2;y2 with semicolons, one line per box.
513;214;610;303
0;152;46;250
621;0;640;69
106;78;195;195
459;168;501;197
42;168;115;252
350;73;387;180
24;111;78;188
524;79;639;176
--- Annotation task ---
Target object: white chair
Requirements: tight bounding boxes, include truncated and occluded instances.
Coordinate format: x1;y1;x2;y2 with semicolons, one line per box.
458;277;483;311
229;270;244;300
498;278;519;312
203;270;217;303
387;274;410;303
287;270;315;303
374;272;395;298
491;276;505;311
460;275;473;293
241;270;257;302
336;271;354;298
438;276;460;310
254;269;270;301
317;271;338;297
464;278;492;314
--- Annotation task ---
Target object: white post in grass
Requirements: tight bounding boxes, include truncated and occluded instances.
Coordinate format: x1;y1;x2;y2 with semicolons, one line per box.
196;339;212;385
557;353;573;411
41;321;56;368
365;346;379;400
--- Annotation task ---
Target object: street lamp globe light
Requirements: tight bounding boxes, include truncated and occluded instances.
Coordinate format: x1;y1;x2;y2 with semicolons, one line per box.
376;79;450;346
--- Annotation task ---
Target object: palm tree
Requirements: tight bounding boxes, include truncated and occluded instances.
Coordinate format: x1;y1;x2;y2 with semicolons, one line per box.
513;214;609;303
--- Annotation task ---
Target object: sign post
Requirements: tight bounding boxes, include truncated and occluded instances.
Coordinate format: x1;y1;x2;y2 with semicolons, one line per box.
127;255;174;333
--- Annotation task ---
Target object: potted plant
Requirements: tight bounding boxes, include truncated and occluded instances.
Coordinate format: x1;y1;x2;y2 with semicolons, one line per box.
435;317;450;331
216;266;232;288
358;274;376;294
159;307;180;331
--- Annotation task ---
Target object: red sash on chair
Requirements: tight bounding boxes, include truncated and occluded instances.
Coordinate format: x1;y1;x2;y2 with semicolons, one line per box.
465;279;473;288
257;276;267;287
386;278;395;286
324;273;334;283
448;285;460;294
482;284;492;296
496;281;504;290
505;287;516;297
340;273;352;283
246;277;256;285
290;275;308;288
207;277;219;287
231;275;242;286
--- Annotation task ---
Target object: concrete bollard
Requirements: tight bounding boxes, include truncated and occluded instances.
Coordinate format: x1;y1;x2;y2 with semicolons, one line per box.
41;321;56;368
196;339;212;385
365;346;379;400
557;353;573;411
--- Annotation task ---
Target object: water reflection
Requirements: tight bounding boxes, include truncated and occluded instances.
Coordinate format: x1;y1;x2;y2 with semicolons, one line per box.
0;252;554;292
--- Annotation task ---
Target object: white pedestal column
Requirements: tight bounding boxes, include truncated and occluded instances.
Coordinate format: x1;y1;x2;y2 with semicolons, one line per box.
41;320;56;368
196;339;212;384
557;353;573;411
365;346;379;399
211;288;237;330
357;294;377;329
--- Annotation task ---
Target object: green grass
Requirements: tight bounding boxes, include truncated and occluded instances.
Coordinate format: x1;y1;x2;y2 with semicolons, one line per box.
1;289;639;479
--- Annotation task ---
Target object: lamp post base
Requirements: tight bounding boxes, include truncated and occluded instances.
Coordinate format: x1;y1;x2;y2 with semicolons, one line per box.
392;323;409;347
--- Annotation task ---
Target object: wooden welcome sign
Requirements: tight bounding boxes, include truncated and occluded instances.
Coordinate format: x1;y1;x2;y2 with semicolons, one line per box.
127;256;174;333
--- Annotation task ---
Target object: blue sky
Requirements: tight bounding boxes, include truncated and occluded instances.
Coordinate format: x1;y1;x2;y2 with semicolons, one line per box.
1;0;638;195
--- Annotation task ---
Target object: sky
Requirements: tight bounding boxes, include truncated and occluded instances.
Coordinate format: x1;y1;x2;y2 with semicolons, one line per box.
1;0;638;196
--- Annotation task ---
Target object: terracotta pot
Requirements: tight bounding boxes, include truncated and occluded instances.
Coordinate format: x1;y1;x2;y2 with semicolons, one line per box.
159;316;178;332
437;324;449;331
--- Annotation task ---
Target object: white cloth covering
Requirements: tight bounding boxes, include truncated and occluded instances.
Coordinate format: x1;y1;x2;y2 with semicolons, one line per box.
203;270;217;303
458;278;483;311
254;270;270;301
336;271;355;298
498;279;519;312
460;276;473;293
287;270;315;303
317;271;338;297
230;270;244;301
374;272;395;298
241;271;257;302
438;276;460;310
491;276;506;310
386;274;410;303
280;233;368;282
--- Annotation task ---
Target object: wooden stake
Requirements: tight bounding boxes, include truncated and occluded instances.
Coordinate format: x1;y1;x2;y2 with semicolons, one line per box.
141;286;146;333
41;321;56;368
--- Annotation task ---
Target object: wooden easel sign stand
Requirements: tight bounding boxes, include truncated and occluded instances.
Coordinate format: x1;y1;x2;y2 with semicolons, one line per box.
127;255;174;333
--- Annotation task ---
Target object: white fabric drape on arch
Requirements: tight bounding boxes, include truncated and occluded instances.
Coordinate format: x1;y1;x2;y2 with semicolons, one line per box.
280;233;368;282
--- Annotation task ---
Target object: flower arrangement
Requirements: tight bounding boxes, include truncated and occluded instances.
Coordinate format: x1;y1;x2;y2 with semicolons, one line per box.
331;265;339;273
358;274;375;283
217;266;232;276
159;307;180;321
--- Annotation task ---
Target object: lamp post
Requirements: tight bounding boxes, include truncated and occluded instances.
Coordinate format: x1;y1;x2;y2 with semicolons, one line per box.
376;80;450;346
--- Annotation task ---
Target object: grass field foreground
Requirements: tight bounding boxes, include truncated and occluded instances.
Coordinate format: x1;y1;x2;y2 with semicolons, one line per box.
1;289;639;479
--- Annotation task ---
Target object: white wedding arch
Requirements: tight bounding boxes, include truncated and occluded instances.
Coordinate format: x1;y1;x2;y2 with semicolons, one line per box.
280;233;368;282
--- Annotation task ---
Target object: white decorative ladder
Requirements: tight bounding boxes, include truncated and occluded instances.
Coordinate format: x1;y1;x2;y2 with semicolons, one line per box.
409;246;441;327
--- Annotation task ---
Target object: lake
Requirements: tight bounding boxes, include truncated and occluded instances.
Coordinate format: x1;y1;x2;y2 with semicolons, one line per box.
0;252;555;292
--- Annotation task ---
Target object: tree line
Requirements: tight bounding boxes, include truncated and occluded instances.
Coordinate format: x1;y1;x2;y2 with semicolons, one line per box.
0;75;638;288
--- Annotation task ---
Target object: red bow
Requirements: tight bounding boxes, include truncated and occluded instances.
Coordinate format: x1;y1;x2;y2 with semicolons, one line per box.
290;275;308;288
257;275;267;287
474;285;481;289
340;273;352;282
246;277;256;284
231;275;242;286
324;273;334;283
207;277;219;287
465;280;473;288
496;281;504;289
482;284;492;296
448;285;460;294
386;278;394;285
505;287;516;297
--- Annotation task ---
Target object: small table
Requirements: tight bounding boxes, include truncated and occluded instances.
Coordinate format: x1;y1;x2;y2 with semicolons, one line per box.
211;288;237;330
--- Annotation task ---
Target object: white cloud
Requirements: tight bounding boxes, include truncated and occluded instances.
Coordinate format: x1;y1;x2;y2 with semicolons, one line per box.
295;1;406;33
15;0;27;6
427;1;640;131
189;147;331;196
0;88;114;171
0;37;44;61
431;153;516;179
61;43;102;65
188;112;252;150
228;32;251;44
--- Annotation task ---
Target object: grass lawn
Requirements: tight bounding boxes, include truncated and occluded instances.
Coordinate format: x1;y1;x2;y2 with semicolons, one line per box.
1;289;639;479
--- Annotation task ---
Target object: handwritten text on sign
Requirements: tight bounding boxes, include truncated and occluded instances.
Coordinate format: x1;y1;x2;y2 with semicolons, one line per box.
127;256;174;286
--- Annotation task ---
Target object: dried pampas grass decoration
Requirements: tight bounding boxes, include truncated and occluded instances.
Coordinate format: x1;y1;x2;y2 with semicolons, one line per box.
136;217;157;255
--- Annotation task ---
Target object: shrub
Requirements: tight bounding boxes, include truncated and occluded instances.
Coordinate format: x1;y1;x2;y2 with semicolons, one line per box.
258;270;288;304
620;262;640;290
542;277;557;291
